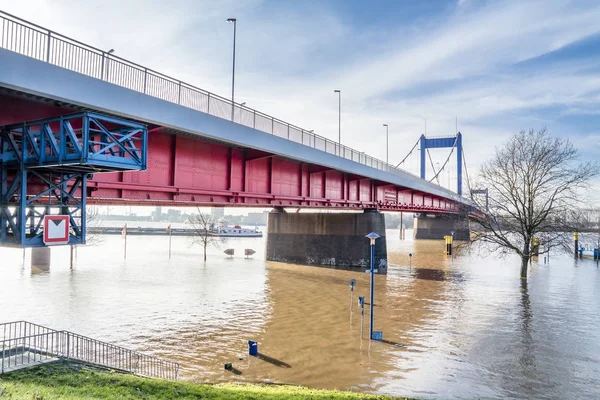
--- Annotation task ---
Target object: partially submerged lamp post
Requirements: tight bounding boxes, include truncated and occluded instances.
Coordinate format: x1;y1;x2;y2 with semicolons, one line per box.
358;296;365;338
365;232;380;340
349;279;356;312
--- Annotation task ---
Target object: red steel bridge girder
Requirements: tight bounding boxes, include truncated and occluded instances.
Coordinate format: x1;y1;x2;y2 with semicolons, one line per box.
83;129;459;213
0;95;460;213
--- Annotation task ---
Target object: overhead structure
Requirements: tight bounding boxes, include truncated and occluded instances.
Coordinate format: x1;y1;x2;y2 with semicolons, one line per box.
0;112;147;247
419;133;463;196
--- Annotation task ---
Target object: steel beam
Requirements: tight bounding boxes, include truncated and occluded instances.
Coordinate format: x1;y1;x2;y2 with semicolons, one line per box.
0;112;148;247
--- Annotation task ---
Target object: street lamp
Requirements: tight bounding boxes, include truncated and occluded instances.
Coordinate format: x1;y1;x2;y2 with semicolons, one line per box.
383;124;389;164
227;18;237;121
334;89;341;147
102;49;115;81
365;231;380;340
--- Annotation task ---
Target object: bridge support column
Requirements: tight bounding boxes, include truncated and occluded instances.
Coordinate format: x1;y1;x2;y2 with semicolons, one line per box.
266;209;387;273
31;247;51;270
413;214;470;241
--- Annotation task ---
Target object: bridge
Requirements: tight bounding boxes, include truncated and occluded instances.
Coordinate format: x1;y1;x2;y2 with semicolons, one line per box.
0;11;474;270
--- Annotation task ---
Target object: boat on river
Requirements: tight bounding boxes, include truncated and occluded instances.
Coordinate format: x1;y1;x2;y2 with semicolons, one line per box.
578;243;599;259
216;225;262;237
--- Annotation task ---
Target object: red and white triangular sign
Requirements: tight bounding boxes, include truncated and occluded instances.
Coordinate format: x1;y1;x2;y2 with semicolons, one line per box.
43;215;70;245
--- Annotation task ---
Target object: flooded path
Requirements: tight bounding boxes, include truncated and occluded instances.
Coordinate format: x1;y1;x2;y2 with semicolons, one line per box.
1;229;599;399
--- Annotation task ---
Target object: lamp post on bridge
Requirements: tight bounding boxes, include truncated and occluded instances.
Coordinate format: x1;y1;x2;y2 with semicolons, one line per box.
383;124;389;164
334;89;341;150
227;18;237;122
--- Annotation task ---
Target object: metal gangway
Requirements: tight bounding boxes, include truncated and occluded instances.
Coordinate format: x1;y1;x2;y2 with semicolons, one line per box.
0;321;179;380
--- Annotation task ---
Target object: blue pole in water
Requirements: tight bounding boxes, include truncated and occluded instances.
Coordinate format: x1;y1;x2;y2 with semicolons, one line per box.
365;232;380;340
369;242;374;340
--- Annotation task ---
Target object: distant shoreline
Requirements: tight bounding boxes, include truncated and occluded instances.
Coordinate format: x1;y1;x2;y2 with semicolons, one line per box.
87;227;263;237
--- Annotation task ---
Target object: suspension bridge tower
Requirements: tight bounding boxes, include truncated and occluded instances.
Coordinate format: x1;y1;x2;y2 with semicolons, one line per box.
414;132;470;240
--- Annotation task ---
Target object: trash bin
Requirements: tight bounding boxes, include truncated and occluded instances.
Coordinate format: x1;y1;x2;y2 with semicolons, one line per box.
594;248;599;260
248;340;258;356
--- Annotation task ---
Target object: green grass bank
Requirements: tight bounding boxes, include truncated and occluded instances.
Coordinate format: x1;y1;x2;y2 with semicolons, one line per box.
0;362;412;399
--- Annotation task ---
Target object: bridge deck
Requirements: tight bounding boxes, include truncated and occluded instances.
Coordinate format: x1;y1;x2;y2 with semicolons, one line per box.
0;11;473;212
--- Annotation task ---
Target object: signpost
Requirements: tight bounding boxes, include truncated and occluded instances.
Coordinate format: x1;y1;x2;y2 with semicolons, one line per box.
349;279;356;311
358;296;365;338
43;216;70;245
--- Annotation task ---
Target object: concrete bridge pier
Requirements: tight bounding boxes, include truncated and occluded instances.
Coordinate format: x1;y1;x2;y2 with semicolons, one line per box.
266;208;387;274
413;213;470;241
31;247;51;271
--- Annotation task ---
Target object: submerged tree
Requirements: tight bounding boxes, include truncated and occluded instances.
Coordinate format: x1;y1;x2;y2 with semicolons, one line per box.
188;208;221;261
470;128;598;278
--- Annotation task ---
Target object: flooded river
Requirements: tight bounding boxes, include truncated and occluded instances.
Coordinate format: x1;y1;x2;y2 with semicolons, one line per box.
1;229;599;399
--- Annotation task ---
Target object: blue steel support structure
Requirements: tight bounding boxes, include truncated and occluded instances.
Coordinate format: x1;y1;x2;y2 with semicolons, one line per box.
419;132;463;196
0;112;147;247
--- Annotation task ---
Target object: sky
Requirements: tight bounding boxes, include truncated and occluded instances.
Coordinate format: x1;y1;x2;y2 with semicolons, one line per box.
2;0;600;213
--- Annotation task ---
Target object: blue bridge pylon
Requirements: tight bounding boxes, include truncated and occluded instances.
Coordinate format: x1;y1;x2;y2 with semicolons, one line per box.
419;132;463;196
0;112;147;247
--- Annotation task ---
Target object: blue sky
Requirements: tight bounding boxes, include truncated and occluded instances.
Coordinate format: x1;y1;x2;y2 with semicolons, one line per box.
2;0;600;194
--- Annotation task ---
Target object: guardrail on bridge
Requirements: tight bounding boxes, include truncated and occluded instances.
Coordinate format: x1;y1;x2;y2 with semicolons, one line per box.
0;10;428;186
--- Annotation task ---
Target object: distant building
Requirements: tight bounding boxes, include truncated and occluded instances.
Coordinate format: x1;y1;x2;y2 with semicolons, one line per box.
211;207;225;220
245;211;268;226
151;206;163;221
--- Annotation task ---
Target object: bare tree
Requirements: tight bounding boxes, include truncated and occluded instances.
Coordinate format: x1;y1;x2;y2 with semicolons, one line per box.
84;206;104;246
188;208;221;261
69;206;104;267
470;128;598;278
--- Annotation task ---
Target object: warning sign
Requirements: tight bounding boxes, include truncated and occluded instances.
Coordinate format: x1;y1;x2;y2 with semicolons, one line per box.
43;215;70;245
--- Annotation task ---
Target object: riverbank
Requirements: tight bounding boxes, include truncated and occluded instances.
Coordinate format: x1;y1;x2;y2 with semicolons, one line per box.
0;362;411;399
87;226;263;237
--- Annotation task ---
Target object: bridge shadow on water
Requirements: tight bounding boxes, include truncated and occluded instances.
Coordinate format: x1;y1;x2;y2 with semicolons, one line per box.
254;353;292;368
404;266;466;282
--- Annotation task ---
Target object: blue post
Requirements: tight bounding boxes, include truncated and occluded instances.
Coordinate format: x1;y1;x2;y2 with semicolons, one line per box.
358;296;365;338
369;243;374;340
365;232;380;341
420;135;426;180
349;279;356;311
456;132;463;196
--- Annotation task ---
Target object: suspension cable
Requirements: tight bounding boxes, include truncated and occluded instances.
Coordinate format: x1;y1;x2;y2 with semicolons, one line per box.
429;135;458;183
395;136;421;168
427;149;441;185
463;150;472;194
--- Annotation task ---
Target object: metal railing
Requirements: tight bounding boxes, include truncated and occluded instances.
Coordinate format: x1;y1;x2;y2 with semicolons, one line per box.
0;10;429;185
1;321;179;380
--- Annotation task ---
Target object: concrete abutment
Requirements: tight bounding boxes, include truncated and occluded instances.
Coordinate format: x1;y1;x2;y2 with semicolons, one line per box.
266;209;387;274
413;213;470;241
31;246;51;271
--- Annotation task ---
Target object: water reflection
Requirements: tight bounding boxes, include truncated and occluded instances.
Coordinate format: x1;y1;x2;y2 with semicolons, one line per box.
0;230;599;399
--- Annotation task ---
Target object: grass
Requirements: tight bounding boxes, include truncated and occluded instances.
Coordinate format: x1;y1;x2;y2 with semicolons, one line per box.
0;361;412;399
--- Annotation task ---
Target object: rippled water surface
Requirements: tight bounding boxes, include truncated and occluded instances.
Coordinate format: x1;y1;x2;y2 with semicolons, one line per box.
1;229;599;399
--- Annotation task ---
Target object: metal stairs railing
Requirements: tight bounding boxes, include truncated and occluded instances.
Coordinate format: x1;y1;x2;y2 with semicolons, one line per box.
0;321;179;380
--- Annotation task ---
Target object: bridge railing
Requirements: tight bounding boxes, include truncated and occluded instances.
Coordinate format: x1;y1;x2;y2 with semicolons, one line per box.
0;11;434;187
0;321;179;380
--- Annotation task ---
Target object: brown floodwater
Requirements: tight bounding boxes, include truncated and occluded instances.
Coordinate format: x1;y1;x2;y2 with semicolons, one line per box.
1;229;599;399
